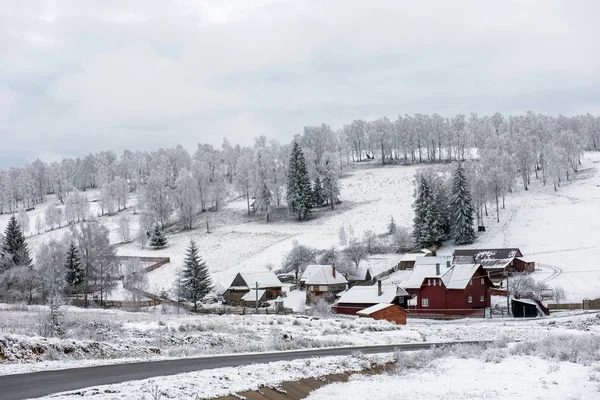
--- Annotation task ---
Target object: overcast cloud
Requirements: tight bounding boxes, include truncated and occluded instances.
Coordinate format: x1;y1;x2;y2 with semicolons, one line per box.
1;0;599;167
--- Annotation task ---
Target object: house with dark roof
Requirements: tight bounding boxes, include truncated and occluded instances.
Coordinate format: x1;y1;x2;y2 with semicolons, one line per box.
333;281;411;315
301;264;348;303
224;271;283;305
452;248;535;280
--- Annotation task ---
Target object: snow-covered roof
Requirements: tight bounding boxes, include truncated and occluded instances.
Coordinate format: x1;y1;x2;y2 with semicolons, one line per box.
414;256;452;268
337;285;407;305
479;258;513;270
453;248;522;260
301;265;325;282
400;250;432;262
441;264;481;290
515;257;534;263
239;271;282;289
347;265;371;281
302;265;348;285
403;263;452;289
357;303;397;316
241;289;266;302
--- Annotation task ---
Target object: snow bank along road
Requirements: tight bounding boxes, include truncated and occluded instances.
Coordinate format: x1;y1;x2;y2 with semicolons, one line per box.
0;341;487;400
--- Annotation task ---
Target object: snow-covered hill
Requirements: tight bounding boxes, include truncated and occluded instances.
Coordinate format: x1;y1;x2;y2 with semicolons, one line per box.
7;153;600;302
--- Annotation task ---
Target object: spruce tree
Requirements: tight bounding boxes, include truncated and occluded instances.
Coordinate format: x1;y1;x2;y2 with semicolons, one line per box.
450;163;476;244
182;240;212;311
3;215;32;267
150;223;167;249
286;142;313;220
387;216;397;234
413;176;445;248
65;242;84;294
312;177;325;207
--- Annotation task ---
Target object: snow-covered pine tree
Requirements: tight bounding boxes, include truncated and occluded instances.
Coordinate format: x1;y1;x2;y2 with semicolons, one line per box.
312;177;325;207
149;223;167;249
3;215;32;267
182;240;212;311
286;142;313;220
412;175;445;248
387;216;397;234
64;242;84;295
449;163;476;244
432;177;451;240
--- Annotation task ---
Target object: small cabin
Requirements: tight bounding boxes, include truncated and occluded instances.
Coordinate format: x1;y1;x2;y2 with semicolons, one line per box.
357;303;407;325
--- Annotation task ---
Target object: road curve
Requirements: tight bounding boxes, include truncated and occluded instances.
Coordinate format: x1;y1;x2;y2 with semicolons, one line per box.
0;341;485;400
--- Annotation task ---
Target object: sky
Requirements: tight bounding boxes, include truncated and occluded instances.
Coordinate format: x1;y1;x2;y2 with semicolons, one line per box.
1;0;600;168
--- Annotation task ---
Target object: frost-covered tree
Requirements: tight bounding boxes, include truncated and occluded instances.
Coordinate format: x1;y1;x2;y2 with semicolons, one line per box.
234;150;254;215
173;169;199;230
17;209;30;235
36;238;68;303
321;152;340;209
344;238;367;268
75;221;118;307
64;189;89;224
149;223;167;249
181;240;212;312
253;143;273;222
387;216;397;234
143;169;172;229
123;259;148;303
35;215;43;235
449;163;476;245
287;142;313;220
281;241;317;281
118;213;131;243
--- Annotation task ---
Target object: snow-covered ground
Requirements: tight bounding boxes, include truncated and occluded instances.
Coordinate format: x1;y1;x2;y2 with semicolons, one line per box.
308;354;599;400
6;153;600;302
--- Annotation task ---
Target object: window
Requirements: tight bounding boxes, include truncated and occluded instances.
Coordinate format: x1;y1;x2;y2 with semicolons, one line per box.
422;298;429;307
433;279;437;286
319;285;328;292
427;279;431;286
481;278;485;285
480;295;484;302
469;279;473;286
468;296;472;303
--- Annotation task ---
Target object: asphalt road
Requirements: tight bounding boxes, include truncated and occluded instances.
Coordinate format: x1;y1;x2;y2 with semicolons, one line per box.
0;341;482;400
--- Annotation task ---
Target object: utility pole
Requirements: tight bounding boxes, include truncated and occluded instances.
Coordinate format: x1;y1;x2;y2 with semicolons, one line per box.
255;282;259;313
506;270;510;316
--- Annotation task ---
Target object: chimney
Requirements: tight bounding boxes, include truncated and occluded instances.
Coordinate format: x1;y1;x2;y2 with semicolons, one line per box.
378;280;382;296
446;260;451;269
436;263;440;276
332;264;336;279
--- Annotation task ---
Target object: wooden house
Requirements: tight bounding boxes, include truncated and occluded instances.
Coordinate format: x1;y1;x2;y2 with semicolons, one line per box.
333;281;411;315
452;248;535;281
357;303;407;325
346;265;373;287
301;265;348;304
404;262;494;318
399;249;433;270
224;271;283;306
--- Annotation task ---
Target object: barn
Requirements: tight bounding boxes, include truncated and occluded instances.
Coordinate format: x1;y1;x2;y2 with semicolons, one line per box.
512;298;543;318
452;248;535;281
357;303;407;325
223;271;283;306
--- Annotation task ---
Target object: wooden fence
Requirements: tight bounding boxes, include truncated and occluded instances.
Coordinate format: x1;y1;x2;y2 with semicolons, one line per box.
548;299;600;311
117;256;171;273
407;308;486;319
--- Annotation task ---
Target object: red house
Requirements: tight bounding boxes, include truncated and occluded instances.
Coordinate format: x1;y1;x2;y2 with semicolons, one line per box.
404;262;494;318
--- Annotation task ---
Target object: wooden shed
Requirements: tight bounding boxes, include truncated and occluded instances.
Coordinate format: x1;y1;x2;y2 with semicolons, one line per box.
512;298;546;318
357;303;407;325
